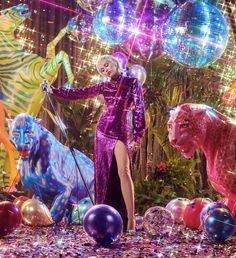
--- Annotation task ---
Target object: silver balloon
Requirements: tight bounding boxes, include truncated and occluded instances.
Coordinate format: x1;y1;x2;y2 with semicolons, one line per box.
129;64;147;85
21;199;53;226
143;206;174;236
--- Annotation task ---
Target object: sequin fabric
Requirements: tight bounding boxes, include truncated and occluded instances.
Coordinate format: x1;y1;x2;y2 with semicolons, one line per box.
52;75;146;206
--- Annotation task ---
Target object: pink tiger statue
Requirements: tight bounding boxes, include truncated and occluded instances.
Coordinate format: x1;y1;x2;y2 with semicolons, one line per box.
167;103;236;216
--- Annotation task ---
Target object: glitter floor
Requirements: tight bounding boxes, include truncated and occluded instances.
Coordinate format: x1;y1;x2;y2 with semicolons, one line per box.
0;224;236;257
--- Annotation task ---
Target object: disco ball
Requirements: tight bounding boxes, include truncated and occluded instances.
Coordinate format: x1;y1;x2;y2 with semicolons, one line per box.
93;0;137;45
162;0;228;67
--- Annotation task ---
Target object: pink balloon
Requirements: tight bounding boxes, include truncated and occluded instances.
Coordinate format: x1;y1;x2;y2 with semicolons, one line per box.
166;198;190;223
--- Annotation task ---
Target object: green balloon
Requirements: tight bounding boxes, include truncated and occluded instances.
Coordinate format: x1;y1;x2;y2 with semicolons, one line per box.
71;197;93;224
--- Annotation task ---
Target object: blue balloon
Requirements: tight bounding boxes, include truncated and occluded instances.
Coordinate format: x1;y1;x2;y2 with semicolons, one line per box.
203;208;236;243
93;0;137;44
200;202;230;224
162;0;229;67
83;204;123;245
71;197;93;225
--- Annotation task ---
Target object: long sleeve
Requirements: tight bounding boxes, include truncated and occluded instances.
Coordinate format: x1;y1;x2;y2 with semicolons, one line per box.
52;82;104;100
131;78;146;144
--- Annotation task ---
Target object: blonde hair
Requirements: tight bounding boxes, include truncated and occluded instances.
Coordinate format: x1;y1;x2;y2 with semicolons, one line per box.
96;55;123;76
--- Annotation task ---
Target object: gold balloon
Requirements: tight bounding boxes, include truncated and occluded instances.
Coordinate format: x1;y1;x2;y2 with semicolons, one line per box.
21;199;53;226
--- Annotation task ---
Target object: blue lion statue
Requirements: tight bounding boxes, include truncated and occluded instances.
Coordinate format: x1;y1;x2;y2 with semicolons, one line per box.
8;113;94;223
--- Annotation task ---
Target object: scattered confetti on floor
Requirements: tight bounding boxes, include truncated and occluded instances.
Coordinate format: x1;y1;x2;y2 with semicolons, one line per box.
0;224;236;257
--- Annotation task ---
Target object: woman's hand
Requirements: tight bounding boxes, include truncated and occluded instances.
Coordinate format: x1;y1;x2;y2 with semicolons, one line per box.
129;141;140;152
41;79;54;94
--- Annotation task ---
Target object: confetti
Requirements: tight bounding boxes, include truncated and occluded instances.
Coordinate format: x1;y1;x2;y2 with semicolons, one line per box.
0;224;235;257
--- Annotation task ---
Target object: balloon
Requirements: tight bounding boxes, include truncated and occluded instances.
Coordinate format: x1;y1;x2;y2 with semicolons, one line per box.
129;65;147;85
162;0;229;67
76;0;109;13
93;0;137;45
122;0;172;60
83;204;123;245
67;14;93;43
143;206;174;236
0;201;21;237
112;52;128;70
203;208;236;243
165;198;190;223
13;196;29;213
71;197;93;225
200;201;230;226
21;199;54;226
183;198;211;229
135;215;143;231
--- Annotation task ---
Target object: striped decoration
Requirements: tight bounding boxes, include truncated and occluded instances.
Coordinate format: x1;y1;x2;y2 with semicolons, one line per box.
0;4;74;187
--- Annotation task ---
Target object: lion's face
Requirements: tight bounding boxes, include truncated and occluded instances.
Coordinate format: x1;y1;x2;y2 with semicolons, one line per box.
9;113;39;158
167;105;204;158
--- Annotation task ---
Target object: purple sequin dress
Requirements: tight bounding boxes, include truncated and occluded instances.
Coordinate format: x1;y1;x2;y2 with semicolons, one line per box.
52;75;146;227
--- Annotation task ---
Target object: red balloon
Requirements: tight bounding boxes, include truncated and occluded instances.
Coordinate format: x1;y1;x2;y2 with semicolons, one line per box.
183;198;211;230
13;196;29;212
0;201;21;237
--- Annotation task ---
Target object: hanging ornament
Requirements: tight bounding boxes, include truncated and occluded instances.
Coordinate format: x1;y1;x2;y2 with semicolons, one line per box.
162;0;229;68
76;0;110;13
93;0;137;45
67;11;93;43
122;0;174;61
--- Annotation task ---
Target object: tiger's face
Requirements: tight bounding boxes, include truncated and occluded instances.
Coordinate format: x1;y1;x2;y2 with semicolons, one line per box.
0;4;30;32
167;104;206;158
9;113;39;158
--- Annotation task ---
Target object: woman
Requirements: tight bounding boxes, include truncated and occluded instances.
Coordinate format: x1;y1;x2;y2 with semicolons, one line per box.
44;55;146;231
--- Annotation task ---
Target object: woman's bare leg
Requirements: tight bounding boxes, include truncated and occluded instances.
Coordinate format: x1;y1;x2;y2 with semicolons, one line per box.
114;140;135;231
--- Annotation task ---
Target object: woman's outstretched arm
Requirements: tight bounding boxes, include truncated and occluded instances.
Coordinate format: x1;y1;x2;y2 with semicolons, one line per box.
51;82;104;100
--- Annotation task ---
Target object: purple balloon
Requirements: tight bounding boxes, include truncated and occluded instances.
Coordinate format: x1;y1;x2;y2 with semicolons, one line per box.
200;201;230;225
83;204;123;245
112;52;128;70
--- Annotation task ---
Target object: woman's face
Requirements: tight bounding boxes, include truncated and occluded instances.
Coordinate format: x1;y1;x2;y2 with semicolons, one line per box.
97;58;118;78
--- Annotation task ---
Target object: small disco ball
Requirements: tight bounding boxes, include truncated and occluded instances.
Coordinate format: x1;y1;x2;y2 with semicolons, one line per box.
93;0;137;45
162;0;228;68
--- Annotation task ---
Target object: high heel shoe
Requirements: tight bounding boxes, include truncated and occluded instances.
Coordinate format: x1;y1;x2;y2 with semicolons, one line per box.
127;217;136;232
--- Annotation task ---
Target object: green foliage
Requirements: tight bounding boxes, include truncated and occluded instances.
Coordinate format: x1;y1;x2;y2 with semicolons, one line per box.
135;58;224;214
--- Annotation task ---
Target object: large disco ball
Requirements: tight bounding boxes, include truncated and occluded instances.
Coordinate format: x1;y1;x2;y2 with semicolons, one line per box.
143;206;174;236
76;0;110;13
162;0;229;67
122;1;173;60
93;0;137;45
